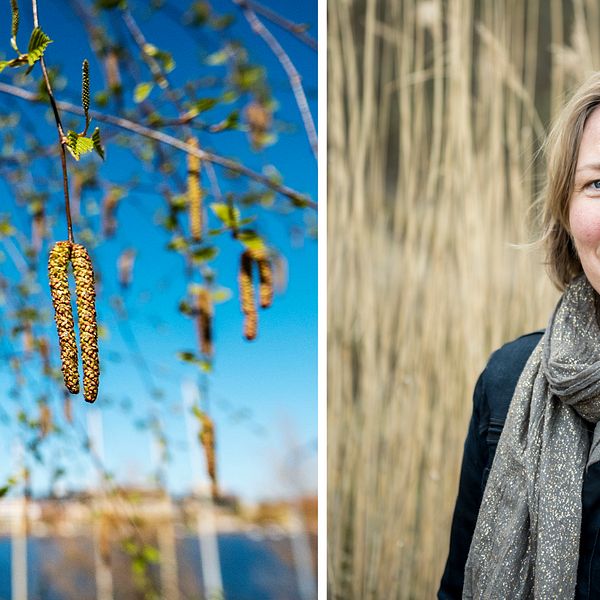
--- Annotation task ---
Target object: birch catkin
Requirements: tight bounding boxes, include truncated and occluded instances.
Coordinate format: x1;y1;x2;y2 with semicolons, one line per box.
71;243;99;403
196;287;213;357
199;412;218;499
48;241;79;394
187;137;203;241
239;250;257;340
253;250;273;309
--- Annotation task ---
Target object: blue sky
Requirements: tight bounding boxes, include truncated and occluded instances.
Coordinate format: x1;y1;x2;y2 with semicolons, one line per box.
0;0;317;502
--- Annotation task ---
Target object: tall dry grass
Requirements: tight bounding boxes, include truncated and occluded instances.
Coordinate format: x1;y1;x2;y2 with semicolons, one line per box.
328;0;600;597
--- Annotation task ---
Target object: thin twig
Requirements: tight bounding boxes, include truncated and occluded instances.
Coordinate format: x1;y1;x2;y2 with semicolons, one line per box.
120;8;234;237
245;0;317;51
0;82;316;209
31;0;75;243
233;0;318;158
121;9;167;89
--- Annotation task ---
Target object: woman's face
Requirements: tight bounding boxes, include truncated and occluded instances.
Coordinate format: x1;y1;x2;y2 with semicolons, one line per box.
570;106;600;294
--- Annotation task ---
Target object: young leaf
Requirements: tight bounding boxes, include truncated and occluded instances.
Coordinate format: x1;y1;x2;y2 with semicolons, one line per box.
65;131;94;161
27;27;52;66
191;245;218;264
10;0;19;53
92;127;105;160
211;110;240;133
192;97;218;113
237;229;266;252
212;287;232;304
205;48;229;66
210;15;234;31
210;202;240;227
176;351;212;372
0;217;15;237
96;0;124;8
133;82;153;103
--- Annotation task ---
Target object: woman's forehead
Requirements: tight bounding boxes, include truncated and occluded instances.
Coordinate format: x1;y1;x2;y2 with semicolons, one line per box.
578;107;600;169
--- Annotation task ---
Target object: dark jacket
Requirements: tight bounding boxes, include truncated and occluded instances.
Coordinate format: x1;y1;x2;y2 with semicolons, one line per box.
438;331;600;600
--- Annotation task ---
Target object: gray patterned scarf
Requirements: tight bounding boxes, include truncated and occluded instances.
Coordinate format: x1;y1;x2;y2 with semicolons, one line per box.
463;274;600;599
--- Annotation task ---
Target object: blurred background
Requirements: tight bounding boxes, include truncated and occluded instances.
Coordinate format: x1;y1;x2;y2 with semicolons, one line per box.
0;0;317;598
328;0;600;597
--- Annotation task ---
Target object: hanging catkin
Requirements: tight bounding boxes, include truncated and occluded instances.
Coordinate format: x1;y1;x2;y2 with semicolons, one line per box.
63;393;73;424
196;287;213;357
245;100;272;150
48;241;79;394
102;189;120;238
31;205;45;254
71;244;99;403
38;336;51;375
49;241;99;402
199;412;218;499
39;403;52;438
117;248;136;289
187;137;203;241
238;250;257;340
253;249;273;309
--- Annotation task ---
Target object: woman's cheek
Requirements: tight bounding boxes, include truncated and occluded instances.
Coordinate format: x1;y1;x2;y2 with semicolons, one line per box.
570;199;600;247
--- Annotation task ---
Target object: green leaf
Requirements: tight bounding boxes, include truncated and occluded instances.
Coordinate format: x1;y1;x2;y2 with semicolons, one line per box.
143;43;158;57
210;15;234;30
133;82;153;103
0;61;11;74
235;65;264;91
191;245;218;264
212;287;232;303
210;202;240;227
177;351;212;372
94;91;109;108
65;131;94;161
192;405;205;419
178;300;194;316
96;0;125;8
221;90;238;104
27;27;52;67
237;229;266;252
211;109;239;132
92;127;105;160
155;49;175;73
192;97;218;113
169;194;188;210
188;1;210;26
166;235;188;252
0;218;15;237
205;48;228;66
142;545;160;563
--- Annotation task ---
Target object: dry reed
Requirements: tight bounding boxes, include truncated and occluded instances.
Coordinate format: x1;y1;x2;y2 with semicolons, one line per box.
328;0;600;597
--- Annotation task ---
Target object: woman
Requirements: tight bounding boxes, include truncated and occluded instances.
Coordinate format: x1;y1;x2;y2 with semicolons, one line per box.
439;72;600;599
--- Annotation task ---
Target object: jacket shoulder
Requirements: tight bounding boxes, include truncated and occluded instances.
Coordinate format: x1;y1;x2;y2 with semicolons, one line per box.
480;330;544;422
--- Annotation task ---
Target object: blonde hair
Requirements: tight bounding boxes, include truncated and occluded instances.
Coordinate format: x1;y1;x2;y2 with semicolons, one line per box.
542;72;600;290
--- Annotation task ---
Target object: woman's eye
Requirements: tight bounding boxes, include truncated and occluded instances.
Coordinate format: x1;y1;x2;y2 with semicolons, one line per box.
587;180;600;191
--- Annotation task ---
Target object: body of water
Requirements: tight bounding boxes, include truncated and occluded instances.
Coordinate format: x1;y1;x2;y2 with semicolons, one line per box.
0;531;316;600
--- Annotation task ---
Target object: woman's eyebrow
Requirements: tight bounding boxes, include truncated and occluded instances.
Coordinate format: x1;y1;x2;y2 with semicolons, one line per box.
576;162;600;172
